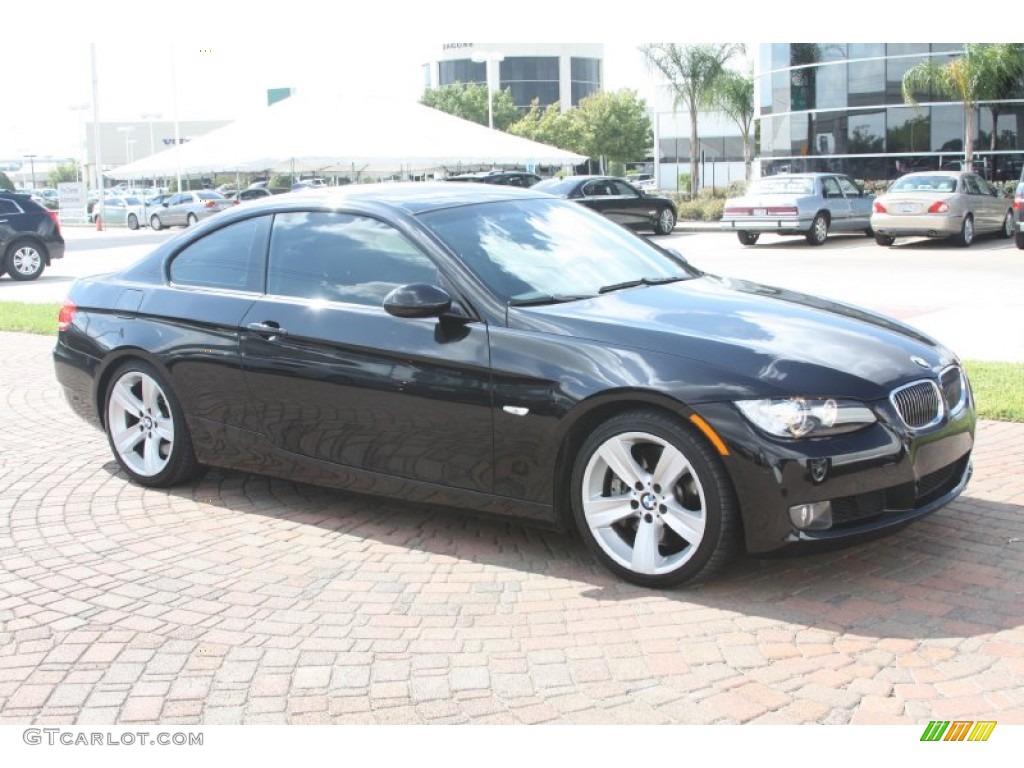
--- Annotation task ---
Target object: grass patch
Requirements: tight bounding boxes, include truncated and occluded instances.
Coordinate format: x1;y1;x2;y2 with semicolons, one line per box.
964;360;1024;423
0;301;1020;422
0;301;60;334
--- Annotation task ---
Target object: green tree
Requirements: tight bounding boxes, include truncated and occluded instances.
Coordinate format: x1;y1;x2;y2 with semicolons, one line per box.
508;100;585;155
420;82;520;131
573;89;652;174
641;43;746;195
708;66;755;180
0;171;13;191
47;161;80;187
902;43;1024;168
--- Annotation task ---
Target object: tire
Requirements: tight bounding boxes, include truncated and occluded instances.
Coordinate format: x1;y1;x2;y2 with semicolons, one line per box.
570;409;739;588
127;214;139;231
150;214;163;231
805;213;829;245
954;215;974;247
1016;230;1024;250
737;231;759;246
104;360;203;488
864;226;874;237
654;207;676;235
5;240;47;281
999;210;1014;239
186;213;198;226
875;233;895;246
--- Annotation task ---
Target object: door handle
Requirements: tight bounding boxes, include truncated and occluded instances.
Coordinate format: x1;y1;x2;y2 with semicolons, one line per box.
246;321;288;338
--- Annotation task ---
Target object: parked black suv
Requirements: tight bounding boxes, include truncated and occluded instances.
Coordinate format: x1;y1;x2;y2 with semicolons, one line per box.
0;191;65;281
446;171;542;188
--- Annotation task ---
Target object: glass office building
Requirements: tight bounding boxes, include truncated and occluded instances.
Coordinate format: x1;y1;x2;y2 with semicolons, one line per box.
757;44;1024;181
425;43;603;112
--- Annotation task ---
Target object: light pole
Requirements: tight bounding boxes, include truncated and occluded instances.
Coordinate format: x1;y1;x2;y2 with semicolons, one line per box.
470;50;505;130
69;103;90;183
141;112;161;188
23;154;37;190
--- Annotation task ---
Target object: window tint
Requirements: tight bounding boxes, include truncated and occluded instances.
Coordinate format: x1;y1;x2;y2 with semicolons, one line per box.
836;176;861;196
0;199;20;214
169;217;267;291
610;180;639;197
963;175;982;195
267;212;440;306
822;177;842;198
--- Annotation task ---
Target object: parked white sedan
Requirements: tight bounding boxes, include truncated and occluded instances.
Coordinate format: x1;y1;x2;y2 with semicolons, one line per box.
721;173;875;246
871;170;1014;247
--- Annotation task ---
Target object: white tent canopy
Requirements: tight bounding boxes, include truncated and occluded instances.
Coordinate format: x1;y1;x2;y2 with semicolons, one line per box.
107;90;587;180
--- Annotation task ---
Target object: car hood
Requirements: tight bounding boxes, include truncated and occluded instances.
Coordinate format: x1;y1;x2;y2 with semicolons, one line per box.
509;275;955;401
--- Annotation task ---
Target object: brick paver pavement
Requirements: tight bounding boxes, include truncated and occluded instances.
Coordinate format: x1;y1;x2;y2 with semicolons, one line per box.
1;331;1022;724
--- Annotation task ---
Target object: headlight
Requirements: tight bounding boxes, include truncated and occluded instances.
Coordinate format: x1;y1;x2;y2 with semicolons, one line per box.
735;397;876;438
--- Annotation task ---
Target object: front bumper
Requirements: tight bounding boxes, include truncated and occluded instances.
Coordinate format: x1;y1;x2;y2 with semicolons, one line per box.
692;397;975;555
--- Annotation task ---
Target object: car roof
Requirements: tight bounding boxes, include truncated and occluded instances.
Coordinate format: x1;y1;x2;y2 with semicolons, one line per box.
216;181;552;218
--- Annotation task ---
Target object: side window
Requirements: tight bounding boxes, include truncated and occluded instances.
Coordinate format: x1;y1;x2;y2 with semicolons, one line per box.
169;216;268;292
0;199;20;214
822;177;842;198
836;177;861;197
963;175;982;195
611;180;639;197
267;212;440;307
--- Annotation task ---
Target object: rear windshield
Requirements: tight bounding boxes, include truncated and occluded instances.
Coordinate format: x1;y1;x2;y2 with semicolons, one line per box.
748;177;815;195
197;191;226;200
890;176;958;193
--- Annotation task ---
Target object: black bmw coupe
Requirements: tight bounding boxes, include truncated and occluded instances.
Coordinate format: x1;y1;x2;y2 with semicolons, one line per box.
53;183;975;587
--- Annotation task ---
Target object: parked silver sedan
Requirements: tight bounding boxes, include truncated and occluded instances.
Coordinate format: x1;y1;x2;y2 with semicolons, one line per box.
871;170;1014;247
721;172;875;246
148;191;232;230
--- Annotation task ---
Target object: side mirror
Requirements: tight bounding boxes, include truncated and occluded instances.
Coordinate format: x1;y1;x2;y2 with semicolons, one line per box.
383;283;452;319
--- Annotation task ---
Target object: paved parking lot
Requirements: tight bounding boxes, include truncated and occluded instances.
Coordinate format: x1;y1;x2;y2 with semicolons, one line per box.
1;331;1022;725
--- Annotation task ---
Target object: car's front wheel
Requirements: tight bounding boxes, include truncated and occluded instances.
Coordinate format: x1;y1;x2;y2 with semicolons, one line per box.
104;361;202;488
570;410;738;588
150;214;163;231
1000;210;1014;239
186;213;198;226
5;240;47;281
806;213;829;245
127;214;140;230
954;215;974;247
737;231;759;246
1016;230;1024;250
655;207;676;235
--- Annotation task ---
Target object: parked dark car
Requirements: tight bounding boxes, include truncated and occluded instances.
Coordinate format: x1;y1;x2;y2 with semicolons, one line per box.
53;183;975;587
533;175;677;235
447;171;542;188
0;191;65;281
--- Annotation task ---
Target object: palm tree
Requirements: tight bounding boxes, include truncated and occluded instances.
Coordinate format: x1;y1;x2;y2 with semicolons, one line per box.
708;67;755;181
641;44;746;196
902;44;1024;169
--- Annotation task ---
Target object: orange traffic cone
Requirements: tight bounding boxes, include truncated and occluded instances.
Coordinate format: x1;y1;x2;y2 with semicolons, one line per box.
95;214;103;231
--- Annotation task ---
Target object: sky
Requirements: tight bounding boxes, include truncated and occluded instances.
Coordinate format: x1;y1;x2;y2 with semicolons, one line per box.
1;4;1002;164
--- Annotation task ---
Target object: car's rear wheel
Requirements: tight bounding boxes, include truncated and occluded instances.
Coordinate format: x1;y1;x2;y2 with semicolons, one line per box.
127;214;139;230
570;410;738;588
5;240;47;281
655;208;676;235
104;361;202;488
1000;210;1014;238
150;214;163;231
954;215;974;247
806;213;829;245
875;233;895;246
1016;230;1024;250
737;231;759;246
186;213;198;226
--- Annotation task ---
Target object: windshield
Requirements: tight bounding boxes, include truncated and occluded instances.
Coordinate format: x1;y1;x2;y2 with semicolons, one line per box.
419;198;695;304
748;177;815;195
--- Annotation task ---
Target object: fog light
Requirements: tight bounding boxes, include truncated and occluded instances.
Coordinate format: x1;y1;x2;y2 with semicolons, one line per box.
789;501;833;531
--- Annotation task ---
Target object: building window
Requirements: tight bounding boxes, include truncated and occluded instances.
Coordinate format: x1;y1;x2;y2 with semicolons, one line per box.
500;56;560;109
439;59;486;86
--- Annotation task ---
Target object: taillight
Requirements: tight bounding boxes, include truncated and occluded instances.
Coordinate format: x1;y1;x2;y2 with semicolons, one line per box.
873;201;887;213
58;300;76;332
47;209;61;235
928;201;950;213
204;200;217;208
1014;197;1023;211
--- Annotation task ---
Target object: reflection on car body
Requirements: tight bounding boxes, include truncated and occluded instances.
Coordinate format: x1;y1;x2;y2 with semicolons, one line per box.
53;183;975;587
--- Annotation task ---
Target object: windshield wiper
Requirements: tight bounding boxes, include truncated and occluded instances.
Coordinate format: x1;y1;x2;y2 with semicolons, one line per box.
598;275;688;294
507;293;595;307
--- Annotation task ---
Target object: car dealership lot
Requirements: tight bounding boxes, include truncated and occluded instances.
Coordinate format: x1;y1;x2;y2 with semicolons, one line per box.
1;219;1023;725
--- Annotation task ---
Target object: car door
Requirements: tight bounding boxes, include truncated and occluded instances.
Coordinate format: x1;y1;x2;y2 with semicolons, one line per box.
576;179;620;221
239;210;495;494
972;174;1005;233
837;175;872;230
820;176;853;231
164;193;191;226
606;179;655;229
